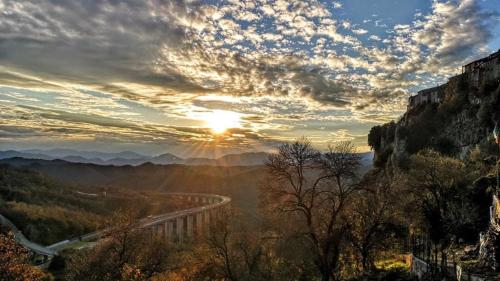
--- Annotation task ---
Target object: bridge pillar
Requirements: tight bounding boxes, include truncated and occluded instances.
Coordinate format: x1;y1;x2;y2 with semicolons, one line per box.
187;215;194;238
194;197;199;203
176;217;184;243
146;227;153;240
196;212;203;236
166;221;174;242
204;210;210;226
157;224;164;238
188;196;192;202
211;208;219;221
202;197;207;203
163;221;168;240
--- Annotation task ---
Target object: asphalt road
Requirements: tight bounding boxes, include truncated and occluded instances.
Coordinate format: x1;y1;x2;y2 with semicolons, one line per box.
44;192;231;252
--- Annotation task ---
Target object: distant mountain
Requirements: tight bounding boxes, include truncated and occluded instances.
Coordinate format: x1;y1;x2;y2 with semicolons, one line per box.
0;149;374;169
180;152;268;166
0;150;54;161
150;153;184;165
22;149;146;161
216;152;270;166
0;150;270;166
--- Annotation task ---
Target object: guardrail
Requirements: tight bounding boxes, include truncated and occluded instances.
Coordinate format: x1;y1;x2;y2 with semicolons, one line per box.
47;192;230;251
0;214;56;256
1;192;231;258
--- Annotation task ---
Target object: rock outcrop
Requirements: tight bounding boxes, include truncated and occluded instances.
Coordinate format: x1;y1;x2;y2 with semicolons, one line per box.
369;63;500;172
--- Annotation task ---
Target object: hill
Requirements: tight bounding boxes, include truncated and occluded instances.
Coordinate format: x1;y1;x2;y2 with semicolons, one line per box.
0;150;270;166
0;158;267;216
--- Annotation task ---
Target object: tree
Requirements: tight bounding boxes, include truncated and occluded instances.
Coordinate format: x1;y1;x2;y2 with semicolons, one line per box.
368;126;382;151
407;150;473;269
347;171;401;272
0;232;50;281
192;209;280;281
65;209;172;281
262;138;361;281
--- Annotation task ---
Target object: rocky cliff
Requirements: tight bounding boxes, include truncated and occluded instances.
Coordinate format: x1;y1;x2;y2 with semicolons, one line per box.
368;70;500;172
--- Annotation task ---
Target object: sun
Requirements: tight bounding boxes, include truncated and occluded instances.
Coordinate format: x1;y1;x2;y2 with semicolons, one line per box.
204;110;241;134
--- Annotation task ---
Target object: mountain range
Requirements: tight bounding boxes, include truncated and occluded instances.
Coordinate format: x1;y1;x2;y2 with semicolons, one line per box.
0;149;374;167
0;149;270;166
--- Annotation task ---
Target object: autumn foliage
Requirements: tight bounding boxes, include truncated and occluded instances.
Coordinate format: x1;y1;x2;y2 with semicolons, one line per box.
0;232;50;281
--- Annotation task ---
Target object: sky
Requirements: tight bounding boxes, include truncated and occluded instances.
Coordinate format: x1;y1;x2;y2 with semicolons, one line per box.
0;0;499;158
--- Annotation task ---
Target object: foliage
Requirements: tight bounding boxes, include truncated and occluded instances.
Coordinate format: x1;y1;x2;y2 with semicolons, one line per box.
374;258;409;272
0;165;193;245
347;171;404;272
405;106;443;154
368;126;382;151
1;201;103;245
405;150;483;270
0;165;110;244
64;209;173;281
368;122;396;153
439;76;470;115
0;232;51;281
373;147;393;168
432;137;458;156
477;81;500;126
408;151;470;240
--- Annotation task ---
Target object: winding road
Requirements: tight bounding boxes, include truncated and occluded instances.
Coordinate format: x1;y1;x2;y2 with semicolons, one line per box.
1;192;231;259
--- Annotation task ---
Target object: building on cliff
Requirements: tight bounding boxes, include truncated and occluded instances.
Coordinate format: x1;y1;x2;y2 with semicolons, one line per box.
463;49;500;87
408;85;445;110
408;49;500;110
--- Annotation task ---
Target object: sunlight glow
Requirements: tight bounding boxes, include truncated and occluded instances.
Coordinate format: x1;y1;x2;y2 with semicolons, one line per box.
204;110;241;134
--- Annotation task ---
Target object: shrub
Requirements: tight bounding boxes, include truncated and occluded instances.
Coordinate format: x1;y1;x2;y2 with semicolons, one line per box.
433;137;458;156
374;147;393;168
368;125;382;151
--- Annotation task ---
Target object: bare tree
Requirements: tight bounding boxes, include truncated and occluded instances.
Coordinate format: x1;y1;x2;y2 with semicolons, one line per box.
263;138;361;281
347;171;400;272
66;209;171;281
201;209;277;281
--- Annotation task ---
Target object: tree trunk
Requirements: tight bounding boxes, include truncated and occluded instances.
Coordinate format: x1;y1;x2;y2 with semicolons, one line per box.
361;250;369;272
320;265;331;281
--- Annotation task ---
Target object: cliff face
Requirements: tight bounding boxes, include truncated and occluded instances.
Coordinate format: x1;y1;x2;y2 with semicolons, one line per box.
369;72;500;171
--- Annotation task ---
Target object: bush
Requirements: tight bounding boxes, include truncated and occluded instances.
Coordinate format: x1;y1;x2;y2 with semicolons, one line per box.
478;78;500;97
433;137;458;156
477;82;500;125
440;92;469;116
374;147;393;168
368;125;383;151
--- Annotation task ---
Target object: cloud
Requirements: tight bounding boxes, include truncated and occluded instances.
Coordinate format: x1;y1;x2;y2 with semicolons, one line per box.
0;0;209;96
393;0;495;75
352;28;368;35
0;0;496;154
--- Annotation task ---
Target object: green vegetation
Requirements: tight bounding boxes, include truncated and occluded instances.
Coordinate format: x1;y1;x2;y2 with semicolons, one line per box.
0;165;108;244
0;165;200;245
368;121;396;167
368;77;500;166
2;202;102;245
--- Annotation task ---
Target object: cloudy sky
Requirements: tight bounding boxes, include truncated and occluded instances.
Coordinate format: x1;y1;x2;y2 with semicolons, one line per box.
0;0;499;157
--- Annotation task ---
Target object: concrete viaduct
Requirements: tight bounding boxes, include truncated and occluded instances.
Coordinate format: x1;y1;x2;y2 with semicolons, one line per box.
139;193;231;243
1;192;231;265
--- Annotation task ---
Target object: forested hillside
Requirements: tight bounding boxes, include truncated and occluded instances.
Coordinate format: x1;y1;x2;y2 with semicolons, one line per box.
0;159;267;216
0;165;199;245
